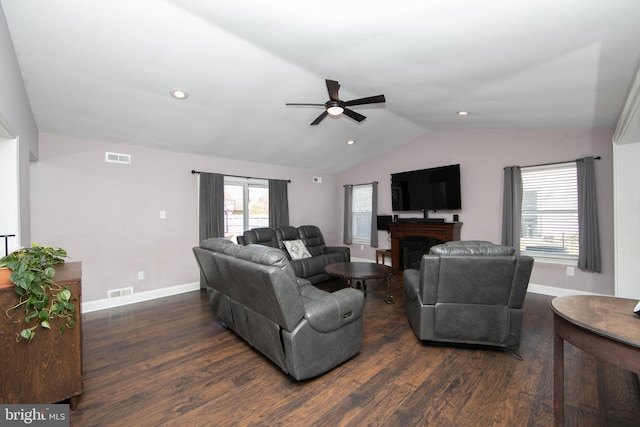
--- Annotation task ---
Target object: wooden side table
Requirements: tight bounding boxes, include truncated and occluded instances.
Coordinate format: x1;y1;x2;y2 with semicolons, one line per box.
551;295;640;426
375;249;391;265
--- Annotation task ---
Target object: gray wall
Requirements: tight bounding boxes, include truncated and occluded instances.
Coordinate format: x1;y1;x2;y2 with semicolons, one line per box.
337;128;615;295
0;6;38;247
30;133;340;302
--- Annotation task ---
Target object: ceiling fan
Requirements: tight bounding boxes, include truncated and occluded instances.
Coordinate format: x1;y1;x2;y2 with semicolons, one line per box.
286;79;386;125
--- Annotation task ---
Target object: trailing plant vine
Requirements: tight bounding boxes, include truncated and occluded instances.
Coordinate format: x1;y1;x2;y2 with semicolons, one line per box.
0;244;75;342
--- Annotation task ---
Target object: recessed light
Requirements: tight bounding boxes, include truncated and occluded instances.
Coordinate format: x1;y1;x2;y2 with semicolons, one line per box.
347;140;355;145
170;89;189;100
457;111;470;116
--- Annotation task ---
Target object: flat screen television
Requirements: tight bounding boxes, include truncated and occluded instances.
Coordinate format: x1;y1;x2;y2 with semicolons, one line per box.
391;164;461;211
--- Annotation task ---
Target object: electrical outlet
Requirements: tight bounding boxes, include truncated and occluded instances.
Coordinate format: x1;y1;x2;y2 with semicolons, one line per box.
360;245;364;251
566;267;574;276
160;210;167;219
138;271;144;280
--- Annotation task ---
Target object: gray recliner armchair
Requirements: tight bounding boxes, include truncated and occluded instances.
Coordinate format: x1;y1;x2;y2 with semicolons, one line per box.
403;241;534;349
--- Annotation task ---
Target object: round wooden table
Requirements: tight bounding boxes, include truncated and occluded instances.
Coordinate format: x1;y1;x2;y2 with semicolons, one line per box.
325;262;395;304
550;295;640;426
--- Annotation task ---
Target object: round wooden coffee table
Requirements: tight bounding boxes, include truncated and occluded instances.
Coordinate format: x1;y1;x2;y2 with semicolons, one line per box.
325;262;395;304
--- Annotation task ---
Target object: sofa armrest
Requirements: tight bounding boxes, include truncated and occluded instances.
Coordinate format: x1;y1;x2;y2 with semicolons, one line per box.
325;246;350;261
304;288;364;333
403;268;420;301
296;277;312;287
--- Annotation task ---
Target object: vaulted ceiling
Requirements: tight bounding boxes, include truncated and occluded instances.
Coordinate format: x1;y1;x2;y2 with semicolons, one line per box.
2;0;639;172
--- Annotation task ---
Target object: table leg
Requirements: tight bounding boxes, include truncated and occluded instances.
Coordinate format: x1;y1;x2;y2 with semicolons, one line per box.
554;326;564;426
383;275;394;304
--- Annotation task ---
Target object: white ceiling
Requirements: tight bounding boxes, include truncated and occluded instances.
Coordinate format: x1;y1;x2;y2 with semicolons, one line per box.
2;0;640;173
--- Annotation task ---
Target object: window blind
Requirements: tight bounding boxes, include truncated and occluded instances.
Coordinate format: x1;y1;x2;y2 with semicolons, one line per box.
520;162;579;259
352;184;372;242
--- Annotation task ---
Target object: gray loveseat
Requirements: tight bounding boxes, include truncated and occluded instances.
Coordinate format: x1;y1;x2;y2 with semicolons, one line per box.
241;225;350;284
193;237;364;380
403;241;534;349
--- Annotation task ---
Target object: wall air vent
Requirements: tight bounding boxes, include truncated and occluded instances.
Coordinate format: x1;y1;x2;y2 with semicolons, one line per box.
105;152;132;165
108;287;134;299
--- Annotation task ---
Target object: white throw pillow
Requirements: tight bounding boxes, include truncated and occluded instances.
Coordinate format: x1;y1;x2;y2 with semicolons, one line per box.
283;239;312;260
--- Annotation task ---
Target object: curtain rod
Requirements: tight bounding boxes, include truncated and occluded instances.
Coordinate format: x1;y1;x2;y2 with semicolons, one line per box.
191;170;291;183
343;181;379;187
507;156;601;170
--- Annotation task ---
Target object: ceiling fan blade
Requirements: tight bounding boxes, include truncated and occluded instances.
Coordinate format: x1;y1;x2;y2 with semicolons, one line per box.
310;111;329;126
343;108;366;123
286;103;325;107
344;94;386;107
326;79;341;101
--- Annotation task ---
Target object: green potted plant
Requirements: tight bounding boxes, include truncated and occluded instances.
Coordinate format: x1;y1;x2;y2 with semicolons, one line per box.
0;244;75;341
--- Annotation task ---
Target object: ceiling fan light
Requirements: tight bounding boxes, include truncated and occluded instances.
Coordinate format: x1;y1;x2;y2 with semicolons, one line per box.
327;106;344;116
170;88;189;100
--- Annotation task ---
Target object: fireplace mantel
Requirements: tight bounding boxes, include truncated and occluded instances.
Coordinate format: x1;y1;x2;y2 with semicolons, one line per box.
389;221;462;272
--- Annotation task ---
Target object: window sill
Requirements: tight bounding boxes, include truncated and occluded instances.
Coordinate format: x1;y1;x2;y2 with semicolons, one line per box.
351;238;369;246
523;253;578;266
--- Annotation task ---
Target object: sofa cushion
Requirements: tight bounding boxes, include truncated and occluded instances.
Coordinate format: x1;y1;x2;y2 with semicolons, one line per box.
297;225;327;256
284;239;312;260
430;240;515;256
243;227;278;248
200;237;235;252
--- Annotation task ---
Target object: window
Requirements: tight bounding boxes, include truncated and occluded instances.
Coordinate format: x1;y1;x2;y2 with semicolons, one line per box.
223;177;269;242
520;162;578;261
351;184;373;244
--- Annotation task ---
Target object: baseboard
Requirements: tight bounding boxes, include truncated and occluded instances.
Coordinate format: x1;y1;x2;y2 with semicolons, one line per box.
526;283;607;297
82;281;201;313
81;278;606;314
351;256;375;263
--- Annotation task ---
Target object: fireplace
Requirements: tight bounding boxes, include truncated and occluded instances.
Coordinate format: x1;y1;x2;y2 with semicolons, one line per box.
400;236;443;270
389;221;462;272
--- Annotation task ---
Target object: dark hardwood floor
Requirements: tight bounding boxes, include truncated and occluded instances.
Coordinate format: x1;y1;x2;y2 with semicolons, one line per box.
70;277;640;426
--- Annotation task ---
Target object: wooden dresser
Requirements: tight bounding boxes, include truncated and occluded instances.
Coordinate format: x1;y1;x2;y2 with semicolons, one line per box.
0;262;83;408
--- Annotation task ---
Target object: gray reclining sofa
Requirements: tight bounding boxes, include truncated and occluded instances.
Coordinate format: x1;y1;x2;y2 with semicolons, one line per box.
240;225;350;284
193;237;364;380
403;240;534;349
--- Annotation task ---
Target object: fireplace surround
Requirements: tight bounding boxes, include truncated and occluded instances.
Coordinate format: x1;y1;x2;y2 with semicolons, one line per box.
389;221;462;272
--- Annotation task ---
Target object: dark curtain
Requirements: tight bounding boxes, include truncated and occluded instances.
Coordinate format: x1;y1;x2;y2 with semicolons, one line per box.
268;179;290;228
501;166;522;253
370;182;378;248
577;157;601;272
199;172;224;242
343;185;353;245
